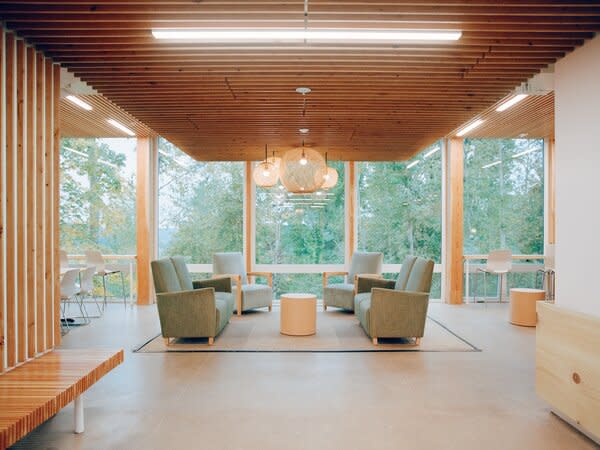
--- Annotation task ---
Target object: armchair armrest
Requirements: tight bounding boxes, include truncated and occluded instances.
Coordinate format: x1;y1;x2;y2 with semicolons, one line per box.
369;289;430;338
156;288;217;338
322;271;348;288
247;271;273;287
193;277;232;293
356;276;395;294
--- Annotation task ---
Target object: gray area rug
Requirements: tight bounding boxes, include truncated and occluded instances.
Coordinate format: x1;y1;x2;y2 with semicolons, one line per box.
134;309;479;353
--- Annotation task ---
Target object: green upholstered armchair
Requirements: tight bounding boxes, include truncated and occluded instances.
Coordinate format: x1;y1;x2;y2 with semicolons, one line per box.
151;256;235;345
322;252;383;312
354;256;434;345
212;252;273;316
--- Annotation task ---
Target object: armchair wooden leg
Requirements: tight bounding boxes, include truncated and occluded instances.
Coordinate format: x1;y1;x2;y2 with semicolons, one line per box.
372;337;378;345
323;304;327;311
237;310;242;317
163;337;170;347
414;337;421;346
268;304;272;312
208;337;214;346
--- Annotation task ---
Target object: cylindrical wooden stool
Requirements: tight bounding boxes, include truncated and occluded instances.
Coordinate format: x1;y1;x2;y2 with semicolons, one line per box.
280;293;317;336
509;288;546;327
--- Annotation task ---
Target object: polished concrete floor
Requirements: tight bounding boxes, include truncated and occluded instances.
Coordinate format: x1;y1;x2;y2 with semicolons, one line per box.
11;303;598;450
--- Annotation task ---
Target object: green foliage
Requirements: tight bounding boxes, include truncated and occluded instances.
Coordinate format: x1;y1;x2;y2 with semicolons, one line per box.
464;139;544;255
256;161;345;265
60;137;136;254
358;144;443;263
158;139;243;262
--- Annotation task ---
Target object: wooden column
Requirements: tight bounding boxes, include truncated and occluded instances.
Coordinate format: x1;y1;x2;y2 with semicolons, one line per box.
346;161;356;261
445;138;464;305
244;161;253;271
0;30;60;372
136;137;153;305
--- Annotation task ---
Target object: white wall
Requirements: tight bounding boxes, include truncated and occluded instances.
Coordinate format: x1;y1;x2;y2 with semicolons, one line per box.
555;34;600;317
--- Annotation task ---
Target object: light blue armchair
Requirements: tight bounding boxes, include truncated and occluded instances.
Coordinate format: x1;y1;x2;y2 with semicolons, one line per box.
322;252;383;312
212;252;273;316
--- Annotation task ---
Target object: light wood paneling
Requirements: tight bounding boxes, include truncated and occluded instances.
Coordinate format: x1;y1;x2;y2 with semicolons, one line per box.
0;349;124;450
537;302;600;443
0;30;60;372
136;137;151;305
446;138;464;305
5;31;16;368
53;63;60;346
245;161;253;272
0;2;595;160
25;46;36;358
450;92;554;139
60;94;156;138
0;28;5;372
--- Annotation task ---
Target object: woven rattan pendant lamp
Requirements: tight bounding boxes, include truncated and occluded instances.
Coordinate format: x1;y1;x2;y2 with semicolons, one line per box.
253;144;279;187
280;141;327;193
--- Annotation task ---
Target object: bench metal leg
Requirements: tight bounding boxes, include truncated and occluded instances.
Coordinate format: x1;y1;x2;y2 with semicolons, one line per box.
74;395;84;434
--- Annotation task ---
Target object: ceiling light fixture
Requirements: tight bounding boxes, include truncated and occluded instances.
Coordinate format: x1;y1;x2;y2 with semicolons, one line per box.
406;160;420;169
512;148;538;159
496;94;528;112
296;87;311;95
424;147;440;158
66;95;93;111
456;119;484;137
107;119;135;136
299;128;309;134
152;29;462;43
482;160;502;169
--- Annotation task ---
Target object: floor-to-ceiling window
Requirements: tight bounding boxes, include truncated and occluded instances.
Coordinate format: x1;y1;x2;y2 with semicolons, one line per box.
60;137;137;298
357;143;443;299
157;138;244;275
255;161;345;297
463;138;545;296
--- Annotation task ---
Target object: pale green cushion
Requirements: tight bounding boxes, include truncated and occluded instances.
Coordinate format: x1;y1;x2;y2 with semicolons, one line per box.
405;258;434;293
151;258;182;294
213;252;248;284
170;256;193;291
239;284;272;311
395;256;417;290
348;252;383;281
353;292;371;314
324;283;355;310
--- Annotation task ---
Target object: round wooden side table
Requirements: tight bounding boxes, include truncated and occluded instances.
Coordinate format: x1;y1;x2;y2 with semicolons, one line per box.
280;293;317;336
509;288;546;327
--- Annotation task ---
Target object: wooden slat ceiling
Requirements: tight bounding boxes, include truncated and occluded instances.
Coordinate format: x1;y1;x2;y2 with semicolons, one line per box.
455;92;555;139
1;1;597;161
61;94;157;138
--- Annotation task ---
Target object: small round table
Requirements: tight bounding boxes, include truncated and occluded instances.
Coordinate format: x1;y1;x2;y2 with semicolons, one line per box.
509;288;546;327
280;293;317;336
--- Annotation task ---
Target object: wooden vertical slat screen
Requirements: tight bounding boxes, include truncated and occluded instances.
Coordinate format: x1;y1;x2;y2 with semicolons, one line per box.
0;29;60;372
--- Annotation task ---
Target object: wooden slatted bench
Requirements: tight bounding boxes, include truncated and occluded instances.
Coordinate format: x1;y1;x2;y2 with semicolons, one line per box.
0;349;124;450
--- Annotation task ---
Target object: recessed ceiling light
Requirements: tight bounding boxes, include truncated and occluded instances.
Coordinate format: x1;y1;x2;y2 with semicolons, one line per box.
496;94;528;112
107;119;135;136
299;128;309;134
296;87;311;95
152;29;462;43
65;95;92;111
456;119;484;137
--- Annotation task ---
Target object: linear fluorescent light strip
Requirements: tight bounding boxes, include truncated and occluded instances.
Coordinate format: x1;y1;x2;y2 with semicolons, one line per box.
482;160;502;169
424;147;440;158
65;95;93;111
512;148;538;159
456;119;484;137
152;29;462;42
496;94;528;112
107;119;135;136
406;160;420;169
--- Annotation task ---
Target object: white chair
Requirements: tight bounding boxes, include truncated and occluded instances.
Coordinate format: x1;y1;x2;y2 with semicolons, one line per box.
537;244;555;301
474;249;512;303
60;269;82;333
85;250;127;309
79;266;102;317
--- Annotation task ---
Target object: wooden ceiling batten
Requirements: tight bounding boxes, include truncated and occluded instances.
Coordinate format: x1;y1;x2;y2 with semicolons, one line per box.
1;1;594;160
